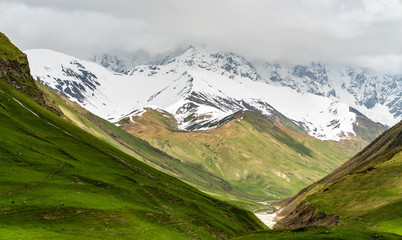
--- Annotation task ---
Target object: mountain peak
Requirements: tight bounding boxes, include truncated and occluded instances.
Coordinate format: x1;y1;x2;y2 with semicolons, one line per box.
26;47;395;141
171;45;262;82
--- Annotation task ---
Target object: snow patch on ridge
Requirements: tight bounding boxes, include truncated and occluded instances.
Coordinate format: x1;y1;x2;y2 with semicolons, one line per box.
121;105;166;123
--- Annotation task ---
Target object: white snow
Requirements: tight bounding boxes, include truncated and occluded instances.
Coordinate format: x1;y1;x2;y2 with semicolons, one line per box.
25;47;400;141
357;103;396;127
255;61;401;127
12;98;39;118
254;212;277;229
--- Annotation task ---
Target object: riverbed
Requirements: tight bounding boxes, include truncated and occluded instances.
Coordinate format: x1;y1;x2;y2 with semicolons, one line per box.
254;211;277;229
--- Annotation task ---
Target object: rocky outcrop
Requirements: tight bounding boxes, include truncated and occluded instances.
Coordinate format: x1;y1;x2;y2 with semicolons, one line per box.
0;33;45;106
274;201;339;229
0;33;61;115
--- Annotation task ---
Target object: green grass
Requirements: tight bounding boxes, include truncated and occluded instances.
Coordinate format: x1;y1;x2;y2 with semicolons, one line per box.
33;63;369;213
306;152;402;235
377;218;402;236
0;77;265;239
0;32;52;112
275;121;402;236
0;33;25;62
119;108;367;211
232;226;402;240
36;83;255;210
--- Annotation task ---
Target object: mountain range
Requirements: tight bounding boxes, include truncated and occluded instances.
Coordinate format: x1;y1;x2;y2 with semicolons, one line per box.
23;46;396;210
1;31;401;239
26;46;399;142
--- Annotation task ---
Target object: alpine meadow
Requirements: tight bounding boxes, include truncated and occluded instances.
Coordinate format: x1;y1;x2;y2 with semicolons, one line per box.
0;0;401;239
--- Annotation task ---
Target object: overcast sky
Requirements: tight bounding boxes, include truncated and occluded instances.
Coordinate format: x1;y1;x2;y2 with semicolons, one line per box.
0;0;401;74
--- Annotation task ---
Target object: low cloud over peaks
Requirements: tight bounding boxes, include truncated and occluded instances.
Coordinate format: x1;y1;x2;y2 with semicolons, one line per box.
1;0;401;74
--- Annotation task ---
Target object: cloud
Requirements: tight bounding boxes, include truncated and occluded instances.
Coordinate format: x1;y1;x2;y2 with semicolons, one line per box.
0;0;401;74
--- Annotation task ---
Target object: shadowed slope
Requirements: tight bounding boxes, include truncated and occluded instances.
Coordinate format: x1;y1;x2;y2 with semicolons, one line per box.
275;120;402;236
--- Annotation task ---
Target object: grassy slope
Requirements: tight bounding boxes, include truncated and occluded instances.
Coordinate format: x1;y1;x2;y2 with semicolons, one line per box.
0;37;265;239
275;121;402;236
308;153;401;234
119;109;367;211
0;33;25;62
32;81;398;240
0;77;266;240
37;84;248;209
232;226;401;240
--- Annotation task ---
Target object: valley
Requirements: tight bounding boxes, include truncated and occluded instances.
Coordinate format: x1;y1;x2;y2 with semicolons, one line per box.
24;43;394;213
0;28;401;240
0;32;265;239
119;107;367;209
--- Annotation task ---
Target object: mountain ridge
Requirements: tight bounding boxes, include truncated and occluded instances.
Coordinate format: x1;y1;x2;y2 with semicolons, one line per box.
274;120;402;235
92;45;401;126
118;107;368;208
34;71;369;211
26;47;392;142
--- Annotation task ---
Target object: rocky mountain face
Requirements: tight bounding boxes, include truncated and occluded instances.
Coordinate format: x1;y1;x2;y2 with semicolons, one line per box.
255;62;401;126
25;46;394;141
0;33;63;116
0;33;45;107
91;48;401;128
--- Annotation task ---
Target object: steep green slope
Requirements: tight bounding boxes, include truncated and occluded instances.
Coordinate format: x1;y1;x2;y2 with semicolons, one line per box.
0;32;60;116
233;226;401;240
118;108;367;210
275;121;402;236
37;83;249;209
0;33;265;239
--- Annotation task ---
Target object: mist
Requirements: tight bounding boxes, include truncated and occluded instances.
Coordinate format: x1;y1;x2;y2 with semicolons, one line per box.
1;0;401;74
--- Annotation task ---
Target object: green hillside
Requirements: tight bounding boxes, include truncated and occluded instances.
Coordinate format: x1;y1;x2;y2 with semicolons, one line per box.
39;91;398;239
0;32;265;239
117;108;367;211
36;84;258;209
275;120;402;236
233;226;401;240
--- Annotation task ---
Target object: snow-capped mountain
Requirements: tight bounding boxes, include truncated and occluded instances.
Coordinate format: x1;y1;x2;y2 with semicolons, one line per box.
254;62;401;127
25;46;397;141
97;46;400;127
